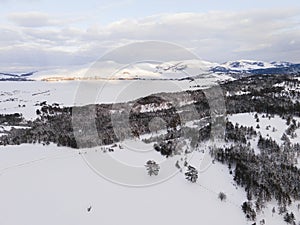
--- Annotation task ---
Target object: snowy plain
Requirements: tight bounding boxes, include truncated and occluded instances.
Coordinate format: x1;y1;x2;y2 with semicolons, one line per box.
0;79;218;120
229;112;300;147
0;143;251;225
0;79;299;225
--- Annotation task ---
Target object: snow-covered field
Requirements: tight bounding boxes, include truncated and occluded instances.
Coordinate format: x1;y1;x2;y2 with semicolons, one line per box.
0;81;79;120
0;80;247;225
0;81;299;225
229;112;300;146
0;143;251;225
1;141;296;225
0;79;218;120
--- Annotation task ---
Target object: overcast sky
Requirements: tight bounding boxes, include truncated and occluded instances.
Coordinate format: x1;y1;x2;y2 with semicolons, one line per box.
0;0;300;72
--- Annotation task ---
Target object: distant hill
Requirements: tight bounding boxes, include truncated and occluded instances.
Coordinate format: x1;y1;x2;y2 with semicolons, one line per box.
0;71;37;81
2;60;300;82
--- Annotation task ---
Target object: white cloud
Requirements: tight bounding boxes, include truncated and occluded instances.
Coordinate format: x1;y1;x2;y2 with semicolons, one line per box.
1;8;300;72
7;11;81;27
8;12;60;27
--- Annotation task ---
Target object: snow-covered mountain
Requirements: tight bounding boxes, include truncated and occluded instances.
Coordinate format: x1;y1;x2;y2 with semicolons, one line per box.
1;60;300;81
210;60;300;75
150;59;300;81
0;71;37;81
220;60;276;70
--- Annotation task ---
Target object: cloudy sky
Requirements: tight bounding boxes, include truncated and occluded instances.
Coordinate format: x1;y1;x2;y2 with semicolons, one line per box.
0;0;300;72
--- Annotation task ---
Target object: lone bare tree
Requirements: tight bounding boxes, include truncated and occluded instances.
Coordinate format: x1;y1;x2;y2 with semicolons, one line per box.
185;165;198;183
145;160;160;176
218;192;227;201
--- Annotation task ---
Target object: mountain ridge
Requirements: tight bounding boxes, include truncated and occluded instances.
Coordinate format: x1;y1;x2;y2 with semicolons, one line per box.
1;60;300;81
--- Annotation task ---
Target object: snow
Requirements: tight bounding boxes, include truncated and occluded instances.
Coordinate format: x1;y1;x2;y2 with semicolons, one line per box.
34;60;220;81
30;59;296;82
228;112;300;153
99;139;166;167
228;113;288;143
0;140;295;225
155;59;219;77
0;125;31;137
221;60;277;71
274;81;300;102
0;78;299;225
274;81;300;91
226;91;251;97
139;102;171;113
0;77;230;121
0;125;30;132
0;78;228;121
270;61;293;68
0;143;250;225
0;81;79;120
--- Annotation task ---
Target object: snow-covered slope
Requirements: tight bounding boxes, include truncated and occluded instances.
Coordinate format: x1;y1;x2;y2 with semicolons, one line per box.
0;71;37;81
15;59;299;82
211;60;300;74
0;79;212;120
0;143;249;225
221;60;276;70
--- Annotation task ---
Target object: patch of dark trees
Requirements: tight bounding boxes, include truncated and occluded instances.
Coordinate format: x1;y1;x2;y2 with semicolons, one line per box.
0;113;24;125
211;121;300;223
223;74;300;116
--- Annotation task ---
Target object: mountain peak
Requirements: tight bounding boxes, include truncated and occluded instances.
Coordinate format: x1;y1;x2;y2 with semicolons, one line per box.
220;60;275;71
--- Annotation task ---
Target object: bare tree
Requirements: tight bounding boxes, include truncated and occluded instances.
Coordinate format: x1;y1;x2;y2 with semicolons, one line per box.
145;160;160;176
185;165;198;183
218;192;227;201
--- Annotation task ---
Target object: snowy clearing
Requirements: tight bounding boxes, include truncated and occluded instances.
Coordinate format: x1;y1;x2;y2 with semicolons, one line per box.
0;143;250;225
228;112;300;145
